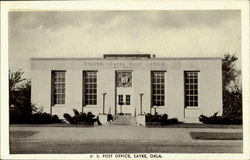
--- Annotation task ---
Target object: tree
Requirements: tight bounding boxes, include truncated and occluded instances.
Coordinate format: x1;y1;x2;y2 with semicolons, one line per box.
199;54;242;124
222;53;241;92
9;69;62;124
9;69;34;123
9;69;25;92
9;69;25;107
222;53;242;123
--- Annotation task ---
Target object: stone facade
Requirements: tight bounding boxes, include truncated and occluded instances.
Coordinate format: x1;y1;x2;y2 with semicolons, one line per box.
31;54;223;123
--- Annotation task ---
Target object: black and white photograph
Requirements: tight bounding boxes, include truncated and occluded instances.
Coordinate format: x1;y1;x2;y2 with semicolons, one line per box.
1;1;249;160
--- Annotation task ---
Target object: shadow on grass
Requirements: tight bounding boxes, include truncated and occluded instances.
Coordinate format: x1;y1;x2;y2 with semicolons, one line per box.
190;132;243;140
10;131;39;138
151;123;242;129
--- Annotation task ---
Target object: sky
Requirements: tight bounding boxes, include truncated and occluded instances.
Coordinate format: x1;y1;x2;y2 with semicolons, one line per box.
8;10;241;78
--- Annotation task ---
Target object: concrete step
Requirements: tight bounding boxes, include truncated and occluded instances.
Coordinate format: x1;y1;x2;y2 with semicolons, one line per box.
111;115;135;125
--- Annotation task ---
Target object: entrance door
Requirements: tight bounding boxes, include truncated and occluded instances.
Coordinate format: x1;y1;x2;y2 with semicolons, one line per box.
116;91;133;115
116;71;133;115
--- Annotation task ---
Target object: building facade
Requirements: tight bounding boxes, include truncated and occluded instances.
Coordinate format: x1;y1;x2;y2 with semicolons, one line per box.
31;54;223;123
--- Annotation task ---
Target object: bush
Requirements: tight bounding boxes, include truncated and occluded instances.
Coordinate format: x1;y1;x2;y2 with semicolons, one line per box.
107;114;113;121
63;109;97;125
29;112;63;124
63;113;73;124
160;114;169;125
10;106;62;124
199;112;242;125
165;118;179;124
223;91;242;123
145;113;180;125
10;107;22;124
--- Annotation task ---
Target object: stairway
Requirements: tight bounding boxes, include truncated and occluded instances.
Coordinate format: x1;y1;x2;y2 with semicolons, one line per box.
111;115;135;125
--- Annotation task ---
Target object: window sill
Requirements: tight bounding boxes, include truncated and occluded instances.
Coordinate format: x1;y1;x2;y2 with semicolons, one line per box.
154;106;167;109
52;105;65;107
84;105;98;108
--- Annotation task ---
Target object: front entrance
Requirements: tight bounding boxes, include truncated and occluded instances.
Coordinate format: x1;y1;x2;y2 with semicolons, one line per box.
116;90;133;115
115;71;133;115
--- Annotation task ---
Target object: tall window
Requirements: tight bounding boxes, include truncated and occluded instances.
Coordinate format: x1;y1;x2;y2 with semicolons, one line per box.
83;71;97;105
185;71;198;107
152;71;165;106
52;71;65;105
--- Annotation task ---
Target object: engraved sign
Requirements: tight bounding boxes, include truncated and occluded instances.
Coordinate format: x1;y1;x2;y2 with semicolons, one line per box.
80;61;166;69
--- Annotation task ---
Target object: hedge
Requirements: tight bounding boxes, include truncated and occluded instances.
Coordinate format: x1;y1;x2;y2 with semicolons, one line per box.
199;112;242;124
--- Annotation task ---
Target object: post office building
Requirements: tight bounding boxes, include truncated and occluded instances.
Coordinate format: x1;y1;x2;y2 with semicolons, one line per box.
31;54;223;123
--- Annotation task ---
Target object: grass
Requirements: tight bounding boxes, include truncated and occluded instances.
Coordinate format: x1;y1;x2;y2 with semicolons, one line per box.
190;132;243;140
10;140;243;153
10;123;96;128
146;123;242;129
10;131;39;138
10;123;243;128
146;123;243;128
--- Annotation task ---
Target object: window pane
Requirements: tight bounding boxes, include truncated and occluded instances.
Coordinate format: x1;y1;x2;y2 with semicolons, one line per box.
152;71;165;106
84;71;97;105
185;71;198;107
126;95;130;105
52;71;65;105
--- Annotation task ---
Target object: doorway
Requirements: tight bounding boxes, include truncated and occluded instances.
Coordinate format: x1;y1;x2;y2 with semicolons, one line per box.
116;91;133;115
115;71;133;115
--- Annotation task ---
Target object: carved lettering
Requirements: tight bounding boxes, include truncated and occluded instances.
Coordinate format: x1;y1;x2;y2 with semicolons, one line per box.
83;62;104;66
82;61;166;68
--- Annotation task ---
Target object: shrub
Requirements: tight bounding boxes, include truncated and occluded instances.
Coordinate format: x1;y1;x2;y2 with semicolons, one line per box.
145;113;180;125
160;114;168;124
107;114;113;121
29;112;62;124
199;112;242;124
73;109;80;116
165;118;179;124
63;113;73;124
10;106;23;124
10;105;62;124
146;113;160;123
63;110;97;125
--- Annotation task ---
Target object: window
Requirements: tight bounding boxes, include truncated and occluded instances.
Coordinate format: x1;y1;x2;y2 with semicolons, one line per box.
185;71;199;107
125;95;130;105
152;71;165;106
83;71;97;105
118;95;123;105
52;71;65;105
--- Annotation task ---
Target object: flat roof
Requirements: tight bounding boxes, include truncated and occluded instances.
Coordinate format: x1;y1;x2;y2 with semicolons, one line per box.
103;54;151;59
31;57;222;61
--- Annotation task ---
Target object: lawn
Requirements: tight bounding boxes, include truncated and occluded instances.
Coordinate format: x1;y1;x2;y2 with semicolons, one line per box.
10;123;243;129
9;126;243;153
190;132;243;140
10;140;243;153
10;131;39;138
146;123;242;128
